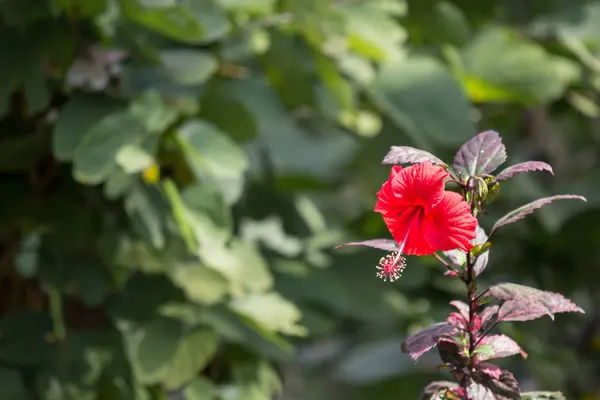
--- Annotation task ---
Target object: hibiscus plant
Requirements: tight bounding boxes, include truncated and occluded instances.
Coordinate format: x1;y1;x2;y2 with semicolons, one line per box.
337;131;586;400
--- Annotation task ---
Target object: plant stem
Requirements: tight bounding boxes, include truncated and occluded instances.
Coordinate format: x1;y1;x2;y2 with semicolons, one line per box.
461;250;478;396
475;320;500;347
433;252;458;274
466;254;477;358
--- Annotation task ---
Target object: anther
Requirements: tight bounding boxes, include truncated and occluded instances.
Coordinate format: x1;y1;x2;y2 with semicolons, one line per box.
376;251;407;282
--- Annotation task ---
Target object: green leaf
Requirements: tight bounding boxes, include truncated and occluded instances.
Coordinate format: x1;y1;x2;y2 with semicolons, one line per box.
370;55;475;147
230;292;307;336
184;377;219;400
195;307;293;360
52;94;126;161
108;273;186;322
181;182;232;236
73;111;146;184
160;49;218;85
239;216;303;258
459;27;580;104
341;2;407;62
129;91;180;133
23;54;50;114
0;133;47;172
162;179;198;252
116;143;156;174
0;312;53;367
0;367;27;398
175;120;248;204
122;0;231;44
130;316;183;384
314;52;355;112
125;183;169;250
215;0;274;13
221;77;357;177
51;0;107;16
163;329;219;389
68;261;111;306
14;233;41;278
38;330;121;400
229;361;282;398
170;261;229;305
199;239;273;296
199;80;259;142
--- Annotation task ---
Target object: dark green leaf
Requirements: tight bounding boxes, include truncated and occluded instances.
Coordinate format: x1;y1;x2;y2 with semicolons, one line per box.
131;316;183;384
370;56;475;148
175;120;248;204
52;95;126;161
122;0;230;44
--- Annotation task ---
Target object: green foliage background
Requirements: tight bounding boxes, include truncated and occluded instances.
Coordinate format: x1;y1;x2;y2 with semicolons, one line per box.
0;0;599;399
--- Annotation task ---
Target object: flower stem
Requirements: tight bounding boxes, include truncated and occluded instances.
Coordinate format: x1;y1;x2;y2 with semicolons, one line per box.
433;252;458;274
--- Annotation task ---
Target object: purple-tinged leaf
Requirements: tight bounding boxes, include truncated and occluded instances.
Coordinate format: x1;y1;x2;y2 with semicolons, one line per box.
401;322;454;361
420;381;460;400
450;300;469;320
478;334;527;360
382;146;446;166
453;130;507;177
497;298;582;322
489;283;584;322
522;391;566;400
494;161;553;182
467;380;496;400
491;195;587;235
497;299;550;322
443;225;489;275
481;369;520;400
447;312;467;330
448;300;471;330
478;361;501;380
473;229;490;276
335;239;398;252
480;306;499;326
438;337;468;367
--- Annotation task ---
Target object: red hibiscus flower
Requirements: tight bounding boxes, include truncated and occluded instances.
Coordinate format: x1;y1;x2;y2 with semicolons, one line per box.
373;162;477;280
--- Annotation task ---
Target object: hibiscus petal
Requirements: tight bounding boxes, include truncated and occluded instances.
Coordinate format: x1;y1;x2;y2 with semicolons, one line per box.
423;191;478;252
391;162;448;211
388;208;435;256
375;166;404;216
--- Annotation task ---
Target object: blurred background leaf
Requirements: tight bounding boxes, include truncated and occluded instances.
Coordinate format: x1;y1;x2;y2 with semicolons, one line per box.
0;0;597;399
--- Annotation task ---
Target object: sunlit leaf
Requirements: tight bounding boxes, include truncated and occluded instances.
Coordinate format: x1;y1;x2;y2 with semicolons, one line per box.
490;283;584;322
230;292;307;336
491;195;587;235
382;146;446;166
401;322;454;360
494;161;553;182
335;239;399;252
163;329;219;389
453;130;506;177
477;334;527;360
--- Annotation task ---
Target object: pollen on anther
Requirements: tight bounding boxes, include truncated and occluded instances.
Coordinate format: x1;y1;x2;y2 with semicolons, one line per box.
376;252;406;282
